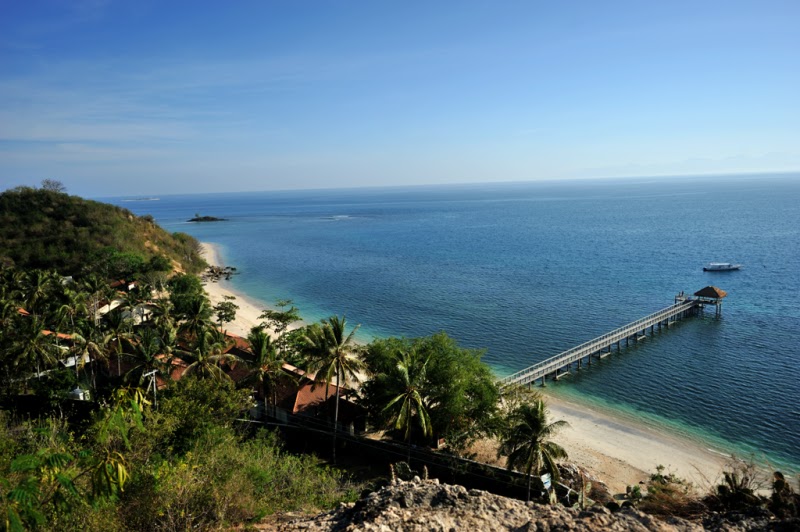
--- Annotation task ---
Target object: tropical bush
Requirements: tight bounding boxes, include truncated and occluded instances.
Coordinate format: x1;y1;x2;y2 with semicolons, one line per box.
0;184;205;276
360;332;500;451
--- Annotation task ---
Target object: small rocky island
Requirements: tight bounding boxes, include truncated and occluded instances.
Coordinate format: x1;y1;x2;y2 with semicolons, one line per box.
188;213;228;222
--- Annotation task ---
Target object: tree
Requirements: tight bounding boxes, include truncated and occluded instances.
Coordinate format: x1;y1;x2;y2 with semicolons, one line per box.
103;310;134;377
18;269;58;317
177;295;213;342
167;274;205;317
9;317;59;387
361;332;499;451
381;349;433;461
123;327;167;387
213;295;239;329
180;330;243;382
81;274;114;327
40;179;66;193
68;329;104;385
259;299;301;359
54;289;86;329
302;315;364;463
498;399;569;502
242;327;285;414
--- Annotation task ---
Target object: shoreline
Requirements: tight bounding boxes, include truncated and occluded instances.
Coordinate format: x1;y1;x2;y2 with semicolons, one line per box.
199;240;732;494
200;242;308;338
542;391;728;493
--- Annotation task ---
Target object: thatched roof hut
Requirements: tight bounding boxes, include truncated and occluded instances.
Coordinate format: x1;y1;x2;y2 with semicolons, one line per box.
694;286;727;299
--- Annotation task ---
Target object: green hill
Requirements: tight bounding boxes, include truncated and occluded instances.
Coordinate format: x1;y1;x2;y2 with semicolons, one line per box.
0;185;206;277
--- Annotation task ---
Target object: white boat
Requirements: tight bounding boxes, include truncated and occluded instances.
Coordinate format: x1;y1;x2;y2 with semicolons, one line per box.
703;262;741;271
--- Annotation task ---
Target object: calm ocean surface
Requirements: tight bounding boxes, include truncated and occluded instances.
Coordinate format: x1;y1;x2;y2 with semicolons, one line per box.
107;174;800;471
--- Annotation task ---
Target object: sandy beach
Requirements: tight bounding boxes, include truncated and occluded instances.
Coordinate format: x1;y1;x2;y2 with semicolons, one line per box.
200;242;294;338
543;394;728;494
200;241;730;495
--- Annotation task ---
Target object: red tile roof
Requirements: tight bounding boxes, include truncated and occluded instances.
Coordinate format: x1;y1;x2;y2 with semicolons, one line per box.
292;381;348;414
42;330;74;341
154;354;190;387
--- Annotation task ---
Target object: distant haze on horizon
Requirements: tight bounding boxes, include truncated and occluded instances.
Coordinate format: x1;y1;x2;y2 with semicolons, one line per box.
1;1;799;197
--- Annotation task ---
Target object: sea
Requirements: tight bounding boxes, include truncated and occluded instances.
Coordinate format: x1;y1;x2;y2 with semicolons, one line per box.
105;174;800;473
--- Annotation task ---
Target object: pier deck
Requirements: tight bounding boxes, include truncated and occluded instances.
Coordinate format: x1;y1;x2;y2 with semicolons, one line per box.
501;298;700;387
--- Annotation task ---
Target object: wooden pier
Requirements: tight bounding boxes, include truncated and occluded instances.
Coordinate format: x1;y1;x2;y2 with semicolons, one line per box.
501;290;723;388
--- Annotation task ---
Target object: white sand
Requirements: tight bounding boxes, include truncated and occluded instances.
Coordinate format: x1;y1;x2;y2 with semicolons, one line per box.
544;393;728;494
199;240;730;495
200;242;288;338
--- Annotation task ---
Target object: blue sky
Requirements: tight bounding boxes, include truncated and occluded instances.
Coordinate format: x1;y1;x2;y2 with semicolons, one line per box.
1;1;798;196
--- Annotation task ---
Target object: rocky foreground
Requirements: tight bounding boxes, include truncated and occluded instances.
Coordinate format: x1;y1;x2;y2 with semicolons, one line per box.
273;477;794;531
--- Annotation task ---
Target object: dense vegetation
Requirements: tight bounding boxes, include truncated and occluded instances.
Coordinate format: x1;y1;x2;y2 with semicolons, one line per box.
0;183;205;277
0;271;360;529
0;380;358;530
361;333;500;450
2;186;795;530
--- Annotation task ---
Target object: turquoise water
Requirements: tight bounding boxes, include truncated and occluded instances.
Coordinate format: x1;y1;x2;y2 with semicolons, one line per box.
107;174;800;471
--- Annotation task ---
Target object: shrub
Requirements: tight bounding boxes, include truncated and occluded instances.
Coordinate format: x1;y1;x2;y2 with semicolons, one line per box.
638;465;706;519
122;428;359;530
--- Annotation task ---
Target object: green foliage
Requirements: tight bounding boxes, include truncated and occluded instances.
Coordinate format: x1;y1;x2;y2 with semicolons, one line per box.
148;378;251;455
0;251;361;529
168;274;207;318
0;186;205;276
213;295;239;326
0;377;359;531
302;316;364;392
121;428;358;530
637;465;706;518
361;332;500;449
0;391;146;531
706;458;767;513
381;349;432;445
40;180;66;193
259;299;301;359
770;471;799;518
497;399;569;502
242;327;286;409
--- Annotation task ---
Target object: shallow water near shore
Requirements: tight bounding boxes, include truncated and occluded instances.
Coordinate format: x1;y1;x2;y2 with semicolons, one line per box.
106;174;800;473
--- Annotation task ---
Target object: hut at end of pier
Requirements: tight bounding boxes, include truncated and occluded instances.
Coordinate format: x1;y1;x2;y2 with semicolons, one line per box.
693;286;727;315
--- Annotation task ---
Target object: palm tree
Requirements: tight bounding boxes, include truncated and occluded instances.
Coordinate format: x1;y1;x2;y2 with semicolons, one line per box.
382;349;433;462
53;282;88;333
102;310;134;377
242;327;285;415
177;295;213;342
19;269;57;317
81;274;113;326
69;329;105;383
498;399;569;502
302;315;364;463
148;297;175;330
123;327;167;386
10;317;58;387
180;329;243;382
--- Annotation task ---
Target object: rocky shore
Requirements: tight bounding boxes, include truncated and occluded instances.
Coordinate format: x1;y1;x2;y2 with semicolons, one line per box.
272;477;794;531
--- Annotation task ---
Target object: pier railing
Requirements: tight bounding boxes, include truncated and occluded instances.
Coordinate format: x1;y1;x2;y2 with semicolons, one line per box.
501;299;698;386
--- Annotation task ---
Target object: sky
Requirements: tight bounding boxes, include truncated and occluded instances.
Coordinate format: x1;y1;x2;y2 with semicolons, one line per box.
1;0;799;197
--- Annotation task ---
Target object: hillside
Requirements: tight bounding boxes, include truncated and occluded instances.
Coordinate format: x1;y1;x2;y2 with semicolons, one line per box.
0;185;205;277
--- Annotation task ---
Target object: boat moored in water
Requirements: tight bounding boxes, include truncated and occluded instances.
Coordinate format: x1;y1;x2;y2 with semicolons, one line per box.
703;262;741;271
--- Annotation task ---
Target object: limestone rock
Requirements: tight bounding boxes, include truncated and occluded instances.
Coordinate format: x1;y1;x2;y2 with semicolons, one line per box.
277;479;711;531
